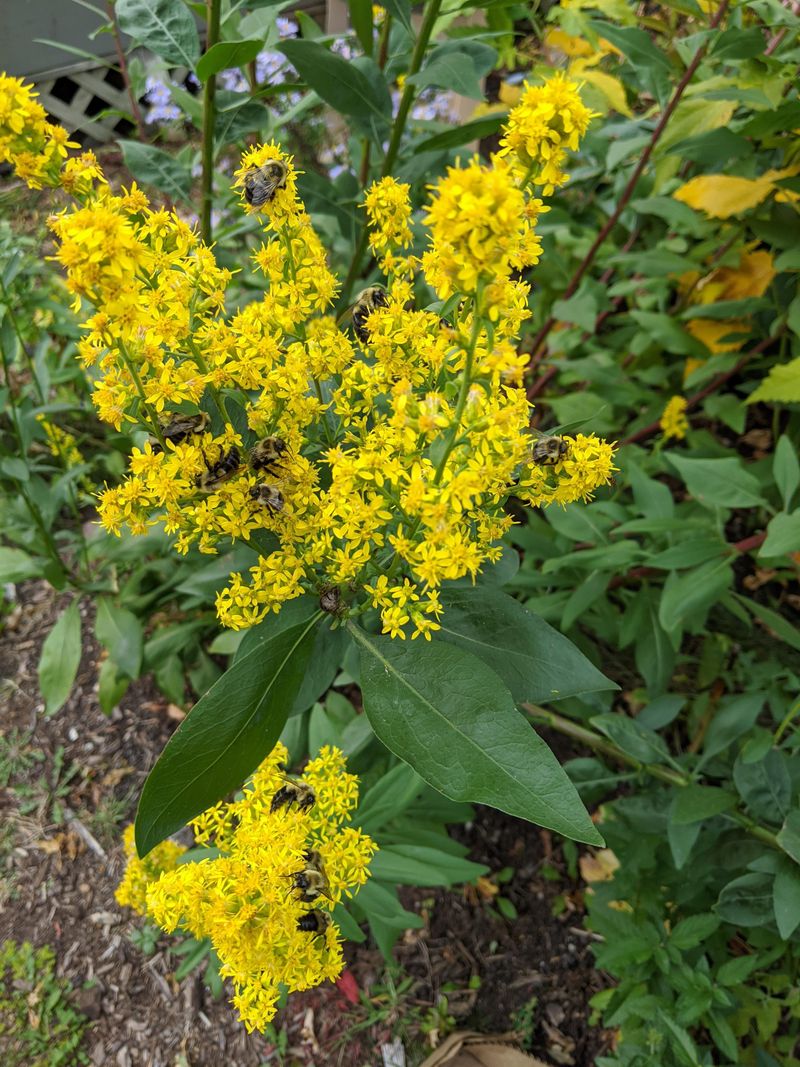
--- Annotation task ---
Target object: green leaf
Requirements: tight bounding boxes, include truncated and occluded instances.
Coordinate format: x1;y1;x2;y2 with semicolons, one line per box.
381;0;412;36
668;819;700;869
552;290;598;332
700;692;765;762
353;880;424;929
196;39;263;80
352;626;602;845
370;845;487;887
589;20;672;71
436;586;616;703
716;953;761;985
760;510;800;558
712;26;768;59
357;762;424;834
667;455;766;509
733;750;791;824
774;435;800;510
736;594;800;653
115;0;200;66
669;913;720;949
348;0;373;55
278;40;391;139
671;784;736;825
411;51;482;99
95;597;143;679
774;861;800;938
415;114;507;154
590;713;669;765
38;600;82;716
135;617;318;855
236;599;345;714
0;547;42;582
98;657;129;716
778;811;800;866
118;141;192;204
748;357;800;404
658;559;733;636
715;872;774;927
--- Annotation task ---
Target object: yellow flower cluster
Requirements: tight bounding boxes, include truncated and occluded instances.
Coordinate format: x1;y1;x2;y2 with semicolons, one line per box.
363;176;413;260
423;157;543;297
114;824;186;915
0;74;75;189
2;71;614;641
35;414;85;468
499;72;597;194
117;744;376;1033
660;396;689;441
517;434;617;507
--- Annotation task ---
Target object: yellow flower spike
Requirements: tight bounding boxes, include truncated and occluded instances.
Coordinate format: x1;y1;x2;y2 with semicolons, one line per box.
660;396;690;442
499;72;597;194
114;825;187;916
119;745;376;1033
364;176;413;254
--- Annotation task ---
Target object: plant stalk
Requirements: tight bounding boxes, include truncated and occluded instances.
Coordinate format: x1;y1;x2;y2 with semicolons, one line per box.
524;704;782;852
338;0;443;308
200;0;222;246
106;0;146;139
526;0;731;368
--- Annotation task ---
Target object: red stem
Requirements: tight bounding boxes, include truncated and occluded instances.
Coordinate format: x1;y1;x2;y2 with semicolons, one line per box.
607;532;767;590
619;333;775;447
106;0;145;139
525;0;731;367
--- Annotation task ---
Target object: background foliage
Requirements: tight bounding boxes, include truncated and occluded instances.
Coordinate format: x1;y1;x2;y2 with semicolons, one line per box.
1;0;800;1062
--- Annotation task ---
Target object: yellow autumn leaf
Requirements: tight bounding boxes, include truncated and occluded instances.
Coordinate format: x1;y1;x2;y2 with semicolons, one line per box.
673;174;776;218
686;318;749;353
712;250;776;301
573;65;632;117
580;848;620;883
544;27;593;57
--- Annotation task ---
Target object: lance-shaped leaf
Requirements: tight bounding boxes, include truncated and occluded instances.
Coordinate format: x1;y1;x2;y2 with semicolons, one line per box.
436;586;616;703
351;626;602;845
136;616;318;855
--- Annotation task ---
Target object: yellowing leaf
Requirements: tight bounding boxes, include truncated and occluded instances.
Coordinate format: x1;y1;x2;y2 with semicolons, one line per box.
660;99;736;154
572;65;632;117
748;358;800;404
715;250;776;301
580;848;620;883
560;0;636;24
544;27;592;57
686;318;749;353
673;174;775;218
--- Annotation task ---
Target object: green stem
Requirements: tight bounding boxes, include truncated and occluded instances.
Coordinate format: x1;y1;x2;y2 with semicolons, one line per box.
0;276;45;404
338;0;443;308
200;0;222;246
186;338;228;427
116;341;167;449
524;704;782;852
433;301;483;484
774;698;800;745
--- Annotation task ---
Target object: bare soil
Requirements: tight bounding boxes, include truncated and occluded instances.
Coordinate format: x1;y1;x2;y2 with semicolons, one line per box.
0;581;611;1066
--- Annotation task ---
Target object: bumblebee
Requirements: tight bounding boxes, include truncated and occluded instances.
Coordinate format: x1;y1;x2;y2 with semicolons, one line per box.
249;483;284;514
351;285;389;344
249;436;289;476
296;910;331;937
290;851;331;903
530;433;569;466
270;779;315;815
195;445;241;490
150;412;210;454
243;160;289;207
